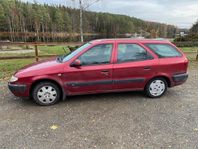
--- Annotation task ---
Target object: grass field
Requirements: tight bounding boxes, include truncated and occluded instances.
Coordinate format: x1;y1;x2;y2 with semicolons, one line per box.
180;47;198;52
0;45;70;57
0;59;35;80
0;45;72;80
0;46;197;80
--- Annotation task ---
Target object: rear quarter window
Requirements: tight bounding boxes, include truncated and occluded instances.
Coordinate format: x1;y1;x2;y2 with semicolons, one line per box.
145;44;182;58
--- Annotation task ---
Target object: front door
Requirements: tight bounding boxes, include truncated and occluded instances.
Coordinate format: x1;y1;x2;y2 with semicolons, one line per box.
64;43;114;95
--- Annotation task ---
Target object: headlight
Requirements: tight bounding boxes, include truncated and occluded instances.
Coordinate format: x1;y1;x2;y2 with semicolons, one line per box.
10;76;18;82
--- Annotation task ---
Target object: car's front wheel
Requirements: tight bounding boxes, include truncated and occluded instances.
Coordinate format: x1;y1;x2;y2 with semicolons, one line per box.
32;82;61;106
145;78;168;98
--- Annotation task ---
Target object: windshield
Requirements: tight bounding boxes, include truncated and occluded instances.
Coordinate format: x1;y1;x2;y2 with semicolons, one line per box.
58;43;91;63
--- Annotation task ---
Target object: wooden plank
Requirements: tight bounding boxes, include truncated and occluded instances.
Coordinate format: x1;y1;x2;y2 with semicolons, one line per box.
196;50;198;61
35;44;39;62
183;51;198;54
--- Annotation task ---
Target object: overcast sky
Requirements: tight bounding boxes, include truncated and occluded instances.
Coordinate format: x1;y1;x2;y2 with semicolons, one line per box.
22;0;198;28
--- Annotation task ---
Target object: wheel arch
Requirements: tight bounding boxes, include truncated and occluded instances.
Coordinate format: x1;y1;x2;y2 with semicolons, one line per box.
30;78;65;100
146;75;171;88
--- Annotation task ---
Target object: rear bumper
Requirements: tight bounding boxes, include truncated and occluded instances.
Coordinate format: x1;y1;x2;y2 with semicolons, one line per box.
173;73;188;82
172;73;188;86
8;83;28;97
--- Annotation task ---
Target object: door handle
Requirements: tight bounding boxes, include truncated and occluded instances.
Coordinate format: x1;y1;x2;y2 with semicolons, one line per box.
144;66;151;70
101;70;109;72
101;70;109;76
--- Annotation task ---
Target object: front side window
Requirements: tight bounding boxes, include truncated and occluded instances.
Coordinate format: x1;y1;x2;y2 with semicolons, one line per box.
145;44;182;58
78;44;112;66
117;43;152;63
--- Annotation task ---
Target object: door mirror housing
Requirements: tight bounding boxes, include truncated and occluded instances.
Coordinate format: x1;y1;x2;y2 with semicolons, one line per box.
70;59;81;67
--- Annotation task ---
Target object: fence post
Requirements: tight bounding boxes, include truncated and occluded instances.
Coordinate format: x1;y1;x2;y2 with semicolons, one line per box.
35;43;39;62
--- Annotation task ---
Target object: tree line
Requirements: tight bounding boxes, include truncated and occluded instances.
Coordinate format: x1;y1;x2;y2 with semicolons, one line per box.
174;20;198;43
0;0;178;42
190;21;198;34
187;21;198;41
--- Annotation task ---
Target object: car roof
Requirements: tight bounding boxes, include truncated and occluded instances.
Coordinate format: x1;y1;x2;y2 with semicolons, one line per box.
90;38;171;44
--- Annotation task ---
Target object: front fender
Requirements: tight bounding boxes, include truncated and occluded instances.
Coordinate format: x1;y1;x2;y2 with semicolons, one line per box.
30;74;67;100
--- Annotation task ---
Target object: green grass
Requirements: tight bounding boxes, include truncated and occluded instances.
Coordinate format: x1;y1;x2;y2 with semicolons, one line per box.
180;47;198;52
0;45;73;80
0;59;35;80
38;45;70;55
0;45;70;57
179;47;198;61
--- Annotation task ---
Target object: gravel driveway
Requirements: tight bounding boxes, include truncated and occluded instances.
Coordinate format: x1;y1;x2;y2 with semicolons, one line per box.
0;63;198;149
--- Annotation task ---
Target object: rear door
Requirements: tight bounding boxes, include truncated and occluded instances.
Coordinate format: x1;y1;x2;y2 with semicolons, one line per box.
64;42;115;95
112;41;158;90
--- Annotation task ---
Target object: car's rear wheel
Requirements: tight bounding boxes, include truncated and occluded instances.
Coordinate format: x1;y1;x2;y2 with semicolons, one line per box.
145;78;168;98
32;82;61;106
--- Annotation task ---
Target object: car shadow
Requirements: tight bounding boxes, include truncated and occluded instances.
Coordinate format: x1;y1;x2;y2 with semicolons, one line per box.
64;91;146;103
16;91;146;107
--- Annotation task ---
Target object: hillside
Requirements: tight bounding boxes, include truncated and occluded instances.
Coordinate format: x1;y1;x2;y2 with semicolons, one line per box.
0;0;178;42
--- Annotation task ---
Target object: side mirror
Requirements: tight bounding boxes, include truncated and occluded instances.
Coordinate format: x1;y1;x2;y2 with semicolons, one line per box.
70;59;81;67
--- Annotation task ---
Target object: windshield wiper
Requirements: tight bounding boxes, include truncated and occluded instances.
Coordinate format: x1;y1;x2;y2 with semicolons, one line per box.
57;52;72;63
56;55;64;63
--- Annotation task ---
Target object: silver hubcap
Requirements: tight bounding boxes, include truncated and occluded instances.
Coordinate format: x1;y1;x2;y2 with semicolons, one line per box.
149;80;165;97
37;86;57;104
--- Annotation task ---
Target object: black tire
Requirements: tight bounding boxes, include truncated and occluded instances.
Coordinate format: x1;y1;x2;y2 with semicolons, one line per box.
145;77;168;98
32;81;61;106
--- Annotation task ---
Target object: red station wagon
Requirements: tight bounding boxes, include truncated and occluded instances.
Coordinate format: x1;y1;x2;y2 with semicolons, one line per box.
8;39;188;106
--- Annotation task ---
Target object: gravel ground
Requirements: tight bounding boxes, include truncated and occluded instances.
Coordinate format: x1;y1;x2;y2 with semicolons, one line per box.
0;64;198;149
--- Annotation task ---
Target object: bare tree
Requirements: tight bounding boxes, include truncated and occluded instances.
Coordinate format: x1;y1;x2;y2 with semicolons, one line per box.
71;0;100;42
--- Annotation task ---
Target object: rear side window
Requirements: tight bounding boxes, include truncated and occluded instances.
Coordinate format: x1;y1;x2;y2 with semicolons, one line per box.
145;44;182;58
117;43;153;63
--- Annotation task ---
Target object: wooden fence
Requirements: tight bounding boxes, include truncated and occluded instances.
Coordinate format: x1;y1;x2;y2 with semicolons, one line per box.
0;42;82;61
0;42;198;61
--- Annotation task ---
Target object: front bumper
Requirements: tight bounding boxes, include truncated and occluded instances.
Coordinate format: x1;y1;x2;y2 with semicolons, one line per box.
8;83;28;97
